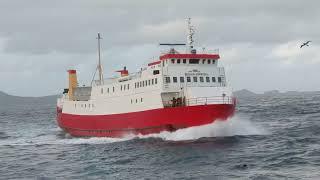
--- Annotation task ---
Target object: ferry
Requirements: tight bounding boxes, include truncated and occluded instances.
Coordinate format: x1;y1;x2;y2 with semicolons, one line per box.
56;18;236;137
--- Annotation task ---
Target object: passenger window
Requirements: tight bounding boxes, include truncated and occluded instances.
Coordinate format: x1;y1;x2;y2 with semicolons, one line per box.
113;87;115;92
193;77;198;82
202;59;205;64
177;59;181;64
212;60;215;64
165;77;170;83
124;85;126;90
212;77;216;82
155;78;158;84
148;80;151;86
189;59;199;64
218;77;222;83
120;85;122;91
128;84;129;90
171;59;175;64
206;77;210;82
208;60;211;64
173;77;177;83
200;77;204;82
152;79;154;85
180;77;184;83
183;59;186;64
145;80;147;86
153;70;160;75
187;76;191;82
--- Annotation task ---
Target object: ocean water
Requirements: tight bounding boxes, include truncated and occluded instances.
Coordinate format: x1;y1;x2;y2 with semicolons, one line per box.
1;93;320;179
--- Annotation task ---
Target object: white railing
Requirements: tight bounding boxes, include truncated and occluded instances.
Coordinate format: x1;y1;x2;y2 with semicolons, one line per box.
163;96;235;108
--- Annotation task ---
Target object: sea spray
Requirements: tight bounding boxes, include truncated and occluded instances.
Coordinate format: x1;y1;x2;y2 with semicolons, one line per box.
137;115;268;141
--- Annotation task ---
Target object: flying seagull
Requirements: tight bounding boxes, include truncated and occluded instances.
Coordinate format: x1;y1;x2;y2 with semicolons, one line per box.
300;41;312;48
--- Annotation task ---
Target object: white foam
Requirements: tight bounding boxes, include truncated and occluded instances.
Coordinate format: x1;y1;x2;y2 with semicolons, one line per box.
136;115;268;141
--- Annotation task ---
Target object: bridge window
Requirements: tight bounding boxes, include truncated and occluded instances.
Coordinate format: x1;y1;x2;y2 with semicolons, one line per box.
212;77;216;82
173;77;177;83
200;77;204;82
218;77;222;83
153;70;160;75
208;60;211;64
206;77;210;82
193;76;198;82
212;60;216;64
180;77;184;83
171;59;175;64
187;76;191;82
177;59;181;64
189;59;200;64
165;77;170;83
183;59;186;64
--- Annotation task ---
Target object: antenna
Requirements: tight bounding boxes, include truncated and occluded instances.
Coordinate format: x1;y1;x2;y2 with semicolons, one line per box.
96;33;104;85
186;18;195;53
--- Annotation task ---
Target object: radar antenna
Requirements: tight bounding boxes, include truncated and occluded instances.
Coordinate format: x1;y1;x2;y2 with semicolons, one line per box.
186;18;195;53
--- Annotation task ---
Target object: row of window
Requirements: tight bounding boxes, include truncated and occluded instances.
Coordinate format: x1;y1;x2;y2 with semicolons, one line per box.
75;103;94;109
168;59;216;65
100;78;159;94
165;76;222;83
131;98;143;104
135;78;158;88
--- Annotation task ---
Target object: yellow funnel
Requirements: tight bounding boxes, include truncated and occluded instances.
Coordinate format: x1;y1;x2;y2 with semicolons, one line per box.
67;70;78;100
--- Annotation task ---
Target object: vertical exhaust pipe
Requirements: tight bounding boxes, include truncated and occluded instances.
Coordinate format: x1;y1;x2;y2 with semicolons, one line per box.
67;70;78;100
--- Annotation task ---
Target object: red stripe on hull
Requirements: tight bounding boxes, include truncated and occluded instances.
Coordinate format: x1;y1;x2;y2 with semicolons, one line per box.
56;104;235;138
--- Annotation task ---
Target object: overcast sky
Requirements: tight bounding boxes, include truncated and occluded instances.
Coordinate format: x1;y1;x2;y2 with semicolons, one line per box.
0;0;319;96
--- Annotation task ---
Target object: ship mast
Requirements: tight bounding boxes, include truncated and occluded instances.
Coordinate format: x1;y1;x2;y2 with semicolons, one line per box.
97;32;104;85
186;18;195;53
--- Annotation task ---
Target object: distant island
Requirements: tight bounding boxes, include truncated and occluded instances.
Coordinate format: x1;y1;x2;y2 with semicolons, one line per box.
0;91;57;106
233;89;320;98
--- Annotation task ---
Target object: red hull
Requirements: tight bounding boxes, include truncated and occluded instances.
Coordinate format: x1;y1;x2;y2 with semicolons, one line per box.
56;104;235;137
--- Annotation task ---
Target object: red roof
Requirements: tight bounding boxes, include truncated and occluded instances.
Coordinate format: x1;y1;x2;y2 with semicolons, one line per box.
159;53;220;60
148;53;220;67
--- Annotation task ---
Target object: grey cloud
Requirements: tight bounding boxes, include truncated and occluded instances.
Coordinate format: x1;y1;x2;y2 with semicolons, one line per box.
0;0;319;96
0;0;319;54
